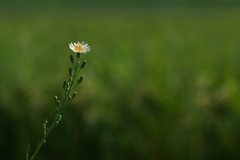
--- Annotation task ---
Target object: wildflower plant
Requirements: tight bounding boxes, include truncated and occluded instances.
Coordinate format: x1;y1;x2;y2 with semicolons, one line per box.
26;41;91;160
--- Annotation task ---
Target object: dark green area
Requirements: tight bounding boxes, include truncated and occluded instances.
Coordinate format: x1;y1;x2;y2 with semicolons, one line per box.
1;2;240;160
2;0;240;11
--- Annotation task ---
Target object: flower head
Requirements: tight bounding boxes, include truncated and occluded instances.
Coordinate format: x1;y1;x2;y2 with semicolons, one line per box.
69;41;90;54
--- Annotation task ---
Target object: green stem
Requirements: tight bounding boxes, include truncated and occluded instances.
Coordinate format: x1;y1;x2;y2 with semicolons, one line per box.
29;115;58;160
28;57;81;160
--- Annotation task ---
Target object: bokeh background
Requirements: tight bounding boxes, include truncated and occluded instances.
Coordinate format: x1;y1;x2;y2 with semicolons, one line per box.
1;1;240;160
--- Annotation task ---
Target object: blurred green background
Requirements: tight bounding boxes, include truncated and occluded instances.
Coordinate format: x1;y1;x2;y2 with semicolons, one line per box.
1;1;240;160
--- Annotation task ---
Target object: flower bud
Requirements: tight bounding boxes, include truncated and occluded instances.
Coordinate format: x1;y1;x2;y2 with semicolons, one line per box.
57;100;61;108
44;118;48;124
81;60;87;69
54;96;58;104
69;68;73;76
70;55;74;64
66;83;70;89
77;76;84;84
58;114;62;121
43;123;47;135
63;81;67;89
72;92;77;100
69;77;73;82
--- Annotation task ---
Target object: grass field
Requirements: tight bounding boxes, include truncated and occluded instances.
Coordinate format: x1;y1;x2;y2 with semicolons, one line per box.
1;4;240;160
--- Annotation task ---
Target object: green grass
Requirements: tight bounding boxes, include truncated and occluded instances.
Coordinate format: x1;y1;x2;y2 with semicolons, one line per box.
1;5;240;160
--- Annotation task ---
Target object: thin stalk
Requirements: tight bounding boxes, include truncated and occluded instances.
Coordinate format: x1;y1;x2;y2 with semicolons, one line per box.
28;56;82;160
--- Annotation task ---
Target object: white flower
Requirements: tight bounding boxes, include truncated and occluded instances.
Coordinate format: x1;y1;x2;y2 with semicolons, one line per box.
69;41;90;54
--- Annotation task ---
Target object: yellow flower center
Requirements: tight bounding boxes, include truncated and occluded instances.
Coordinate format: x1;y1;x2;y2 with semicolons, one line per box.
75;45;83;52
